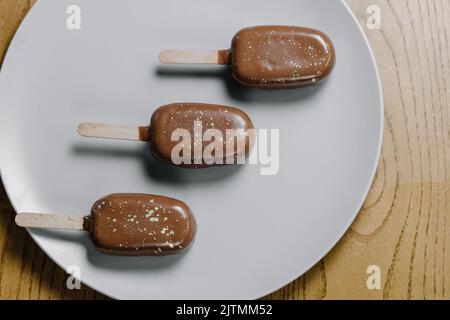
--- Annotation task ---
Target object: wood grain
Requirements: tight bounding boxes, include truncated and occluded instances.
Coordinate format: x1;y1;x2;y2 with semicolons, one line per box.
0;0;449;300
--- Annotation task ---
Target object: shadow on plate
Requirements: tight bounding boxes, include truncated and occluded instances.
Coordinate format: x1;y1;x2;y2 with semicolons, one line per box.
71;144;244;185
30;228;189;271
155;66;325;104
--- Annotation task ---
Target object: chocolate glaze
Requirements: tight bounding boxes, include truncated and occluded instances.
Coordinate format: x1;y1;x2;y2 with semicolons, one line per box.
218;49;232;65
88;193;196;256
148;103;254;168
231;26;335;89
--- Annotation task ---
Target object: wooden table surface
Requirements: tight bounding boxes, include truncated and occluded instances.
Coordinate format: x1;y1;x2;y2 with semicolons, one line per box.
0;0;449;300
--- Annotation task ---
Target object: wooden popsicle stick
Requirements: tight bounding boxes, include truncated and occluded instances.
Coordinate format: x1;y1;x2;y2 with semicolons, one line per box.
159;49;231;65
15;213;88;231
77;123;149;141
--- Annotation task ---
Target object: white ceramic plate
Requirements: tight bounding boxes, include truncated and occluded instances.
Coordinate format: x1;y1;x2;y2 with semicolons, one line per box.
0;0;383;299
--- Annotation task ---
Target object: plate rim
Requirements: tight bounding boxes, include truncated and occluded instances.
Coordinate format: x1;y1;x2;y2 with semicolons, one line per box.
252;0;385;299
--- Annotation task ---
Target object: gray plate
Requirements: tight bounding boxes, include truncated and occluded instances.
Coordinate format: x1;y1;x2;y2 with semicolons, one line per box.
0;0;383;299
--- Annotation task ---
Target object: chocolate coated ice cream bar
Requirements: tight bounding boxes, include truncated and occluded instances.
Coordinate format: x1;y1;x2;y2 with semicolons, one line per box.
160;25;335;89
78;103;255;168
15;193;196;256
